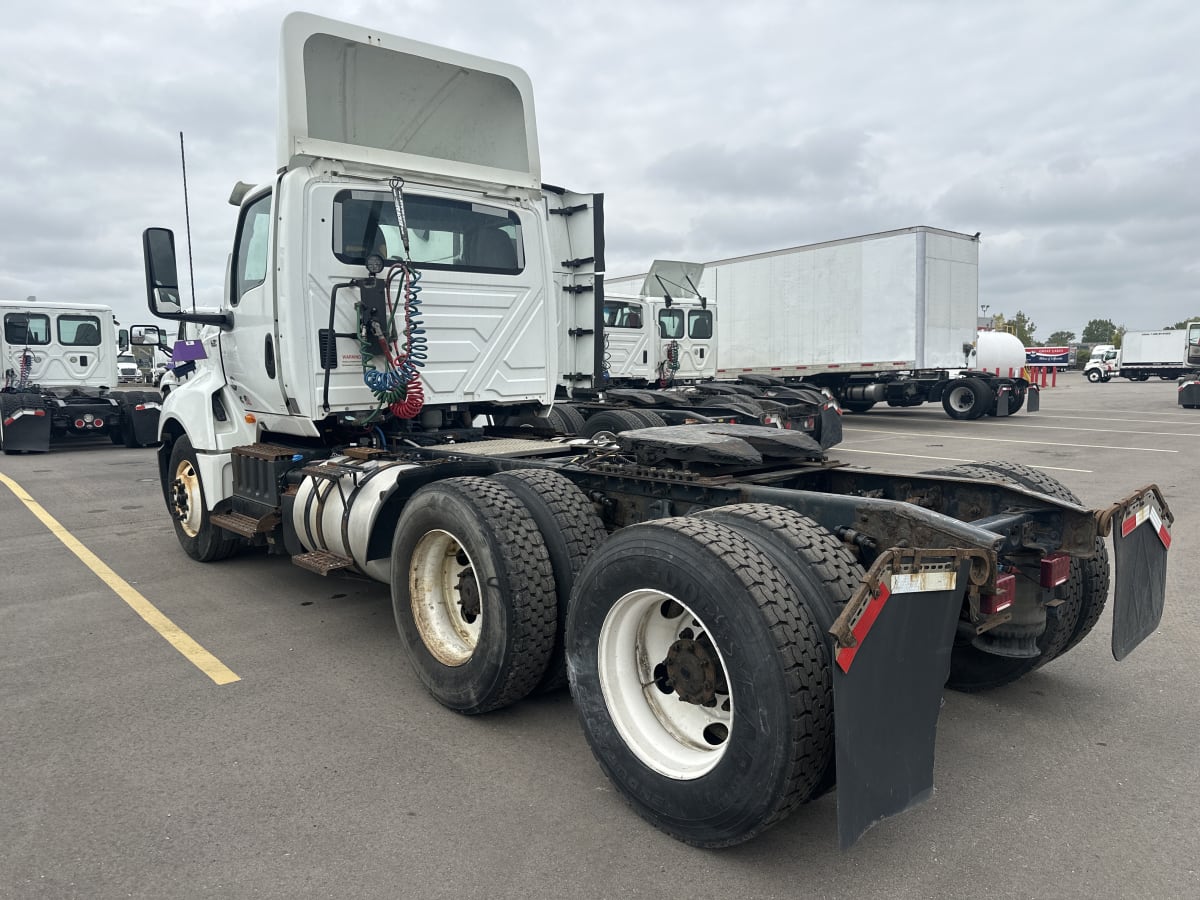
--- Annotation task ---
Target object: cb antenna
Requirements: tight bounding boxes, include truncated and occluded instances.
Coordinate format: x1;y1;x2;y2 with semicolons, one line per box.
179;131;197;313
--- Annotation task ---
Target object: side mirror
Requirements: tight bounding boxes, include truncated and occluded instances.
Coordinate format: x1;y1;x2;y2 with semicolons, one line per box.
142;228;183;317
129;324;162;346
119;328;130;351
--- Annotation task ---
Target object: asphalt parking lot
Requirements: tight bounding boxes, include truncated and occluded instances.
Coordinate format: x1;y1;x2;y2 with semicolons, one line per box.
2;374;1198;900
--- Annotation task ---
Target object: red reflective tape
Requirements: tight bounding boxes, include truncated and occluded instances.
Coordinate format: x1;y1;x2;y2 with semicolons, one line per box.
1158;525;1172;549
2;417;13;426
1121;513;1138;538
836;582;892;674
34;409;45;416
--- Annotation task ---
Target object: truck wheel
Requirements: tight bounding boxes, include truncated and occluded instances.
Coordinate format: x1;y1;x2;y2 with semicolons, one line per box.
581;409;646;440
391;477;557;714
1086;369;1102;383
546;403;587;435
566;517;831;847
839;399;875;413
691;503;864;798
491;469;607;692
923;461;1110;689
941;378;993;420
167;435;239;562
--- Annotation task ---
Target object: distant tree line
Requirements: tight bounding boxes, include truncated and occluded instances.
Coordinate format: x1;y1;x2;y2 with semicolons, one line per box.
987;314;1200;350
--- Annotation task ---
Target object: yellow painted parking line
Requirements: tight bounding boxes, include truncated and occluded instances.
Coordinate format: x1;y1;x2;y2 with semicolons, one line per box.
0;472;239;686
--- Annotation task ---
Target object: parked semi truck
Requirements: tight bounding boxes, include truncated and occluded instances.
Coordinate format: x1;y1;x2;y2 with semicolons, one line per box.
1084;329;1192;382
607;229;1038;420
141;14;1171;849
0;300;162;453
551;258;841;445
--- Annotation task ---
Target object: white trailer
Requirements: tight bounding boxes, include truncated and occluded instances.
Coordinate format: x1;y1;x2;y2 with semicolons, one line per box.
608;229;1037;419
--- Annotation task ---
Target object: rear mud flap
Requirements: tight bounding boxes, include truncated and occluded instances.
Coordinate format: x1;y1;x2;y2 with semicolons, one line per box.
1025;384;1040;412
829;553;974;848
1104;488;1172;660
131;407;162;445
0;410;52;452
817;405;843;449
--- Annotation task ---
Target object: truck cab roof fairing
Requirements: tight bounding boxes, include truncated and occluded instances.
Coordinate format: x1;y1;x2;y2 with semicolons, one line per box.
278;12;540;188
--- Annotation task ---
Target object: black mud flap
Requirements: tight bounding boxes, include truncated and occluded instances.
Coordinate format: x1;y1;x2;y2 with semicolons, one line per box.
817;405;843;449
0;408;52;452
1025;384;1040;412
829;553;973;849
131;406;162;445
1108;489;1172;660
993;384;1015;417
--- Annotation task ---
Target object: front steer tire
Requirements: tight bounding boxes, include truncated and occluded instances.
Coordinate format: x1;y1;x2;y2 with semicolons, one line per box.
566;517;831;847
391;477;557;714
167;435;239;562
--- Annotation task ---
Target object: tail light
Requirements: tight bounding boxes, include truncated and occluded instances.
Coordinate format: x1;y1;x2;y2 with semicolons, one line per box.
981;572;1017;615
1040;553;1070;588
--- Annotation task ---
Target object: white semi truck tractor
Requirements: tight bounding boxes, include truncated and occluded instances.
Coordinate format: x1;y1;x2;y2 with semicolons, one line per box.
140;13;1173;849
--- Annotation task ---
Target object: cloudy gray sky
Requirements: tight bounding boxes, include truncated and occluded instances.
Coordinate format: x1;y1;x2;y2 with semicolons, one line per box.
1;0;1196;342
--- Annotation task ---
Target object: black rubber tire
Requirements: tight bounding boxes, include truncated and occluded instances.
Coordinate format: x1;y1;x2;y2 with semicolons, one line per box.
546;403;587;435
839;399;875;413
580;408;646;438
166;435;240;562
1086;369;1102;383
628;409;667;427
691;503;864;798
941;377;993;420
923;461;1110;690
491;468;607;692
391;476;557;714
566;517;831;847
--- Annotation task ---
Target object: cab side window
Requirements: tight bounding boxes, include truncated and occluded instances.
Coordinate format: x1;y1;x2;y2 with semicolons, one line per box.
231;192;272;305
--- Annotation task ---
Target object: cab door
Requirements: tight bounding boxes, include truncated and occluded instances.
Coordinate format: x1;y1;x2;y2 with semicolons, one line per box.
220;189;290;416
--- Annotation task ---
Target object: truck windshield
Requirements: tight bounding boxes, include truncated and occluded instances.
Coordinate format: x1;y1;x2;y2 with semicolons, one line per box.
58;315;102;346
332;190;524;274
4;313;50;345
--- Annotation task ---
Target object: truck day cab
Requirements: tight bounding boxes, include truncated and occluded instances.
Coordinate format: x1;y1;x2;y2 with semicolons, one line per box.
141;13;1172;848
0;299;162;453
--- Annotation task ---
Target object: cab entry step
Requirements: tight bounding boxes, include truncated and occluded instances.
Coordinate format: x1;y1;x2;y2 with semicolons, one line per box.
292;550;354;575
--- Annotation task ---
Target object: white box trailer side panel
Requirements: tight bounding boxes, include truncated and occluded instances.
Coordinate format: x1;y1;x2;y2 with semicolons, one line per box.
705;232;922;370
922;231;979;369
1120;330;1182;365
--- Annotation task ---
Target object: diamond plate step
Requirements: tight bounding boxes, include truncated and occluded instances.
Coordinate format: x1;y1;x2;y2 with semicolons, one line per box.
292;550;354;575
210;510;279;538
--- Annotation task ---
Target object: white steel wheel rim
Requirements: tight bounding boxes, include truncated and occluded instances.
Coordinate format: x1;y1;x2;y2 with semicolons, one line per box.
409;529;482;666
946;385;974;412
172;459;203;538
597;589;733;780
